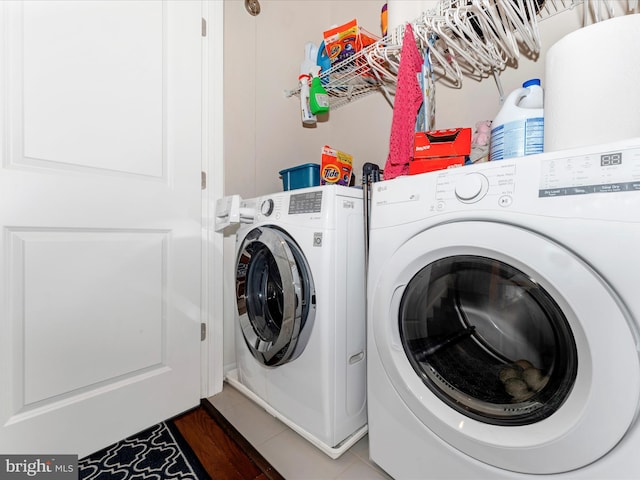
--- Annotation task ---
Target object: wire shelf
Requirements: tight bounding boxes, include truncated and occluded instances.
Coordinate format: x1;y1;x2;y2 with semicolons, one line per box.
295;40;398;109
286;0;635;111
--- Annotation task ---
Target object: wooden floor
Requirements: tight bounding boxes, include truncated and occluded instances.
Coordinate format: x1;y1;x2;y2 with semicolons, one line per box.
171;401;285;480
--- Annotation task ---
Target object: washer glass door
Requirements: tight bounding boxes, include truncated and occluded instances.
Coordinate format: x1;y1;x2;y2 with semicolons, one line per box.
399;255;577;425
236;226;315;367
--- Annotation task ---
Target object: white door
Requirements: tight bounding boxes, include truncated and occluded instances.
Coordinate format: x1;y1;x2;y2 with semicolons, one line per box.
0;0;203;457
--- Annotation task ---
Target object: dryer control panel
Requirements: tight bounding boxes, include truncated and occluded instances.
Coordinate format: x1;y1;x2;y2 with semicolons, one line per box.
538;148;640;197
370;139;640;229
434;162;517;206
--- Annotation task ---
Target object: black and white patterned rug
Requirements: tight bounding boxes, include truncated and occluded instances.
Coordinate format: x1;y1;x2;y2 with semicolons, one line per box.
79;421;209;480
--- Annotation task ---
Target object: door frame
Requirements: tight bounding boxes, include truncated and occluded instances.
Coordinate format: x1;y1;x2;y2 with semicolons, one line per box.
202;0;224;398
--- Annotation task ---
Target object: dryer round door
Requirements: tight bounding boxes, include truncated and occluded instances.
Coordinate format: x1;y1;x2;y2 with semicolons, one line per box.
236;226;316;367
371;221;640;474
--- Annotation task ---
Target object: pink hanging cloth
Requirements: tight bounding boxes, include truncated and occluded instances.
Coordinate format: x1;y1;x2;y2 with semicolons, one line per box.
384;23;423;180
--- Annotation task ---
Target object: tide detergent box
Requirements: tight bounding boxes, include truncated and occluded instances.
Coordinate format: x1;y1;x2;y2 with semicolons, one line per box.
321;145;353;185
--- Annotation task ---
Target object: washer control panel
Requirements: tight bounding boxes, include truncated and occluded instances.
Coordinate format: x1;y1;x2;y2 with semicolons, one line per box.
288;190;323;214
260;198;274;216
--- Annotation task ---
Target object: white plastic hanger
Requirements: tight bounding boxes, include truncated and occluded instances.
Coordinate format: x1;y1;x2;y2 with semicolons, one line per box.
468;2;511;68
470;1;518;64
443;7;491;74
448;5;506;74
365;42;399;83
506;0;541;53
416;15;463;85
477;0;520;60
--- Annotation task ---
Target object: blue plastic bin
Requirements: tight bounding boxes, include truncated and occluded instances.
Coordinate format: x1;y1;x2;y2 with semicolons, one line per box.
279;163;320;191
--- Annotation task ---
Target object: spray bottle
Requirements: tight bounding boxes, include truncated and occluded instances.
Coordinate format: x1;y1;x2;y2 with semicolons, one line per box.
299;42;318;126
309;65;329;115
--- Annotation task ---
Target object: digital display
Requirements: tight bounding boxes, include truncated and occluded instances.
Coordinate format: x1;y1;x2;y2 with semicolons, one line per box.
601;152;622;166
289;191;323;214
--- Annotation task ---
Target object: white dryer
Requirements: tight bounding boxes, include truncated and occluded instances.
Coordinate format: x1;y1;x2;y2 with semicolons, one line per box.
367;138;640;478
227;185;367;458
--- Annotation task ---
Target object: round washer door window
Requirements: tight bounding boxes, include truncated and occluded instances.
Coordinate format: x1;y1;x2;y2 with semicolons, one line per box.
371;221;640;474
236;226;315;367
399;255;577;426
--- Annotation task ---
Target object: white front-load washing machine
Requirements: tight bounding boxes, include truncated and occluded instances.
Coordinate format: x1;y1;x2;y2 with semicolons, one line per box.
227;184;367;458
367;138;640;478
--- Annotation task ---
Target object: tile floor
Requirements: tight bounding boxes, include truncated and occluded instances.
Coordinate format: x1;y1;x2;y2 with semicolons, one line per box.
207;383;392;480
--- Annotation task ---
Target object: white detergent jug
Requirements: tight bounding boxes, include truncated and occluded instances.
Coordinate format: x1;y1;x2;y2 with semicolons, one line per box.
490;79;544;161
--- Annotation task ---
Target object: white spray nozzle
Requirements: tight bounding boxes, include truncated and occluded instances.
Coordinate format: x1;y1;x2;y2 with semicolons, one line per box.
300;42;318;76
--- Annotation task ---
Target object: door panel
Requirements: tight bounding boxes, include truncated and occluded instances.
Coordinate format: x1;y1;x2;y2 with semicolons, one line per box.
0;0;202;457
21;1;163;176
17;230;165;404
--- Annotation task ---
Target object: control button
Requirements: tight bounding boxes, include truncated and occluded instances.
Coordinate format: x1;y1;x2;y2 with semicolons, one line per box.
498;195;513;207
260;199;274;216
455;173;489;203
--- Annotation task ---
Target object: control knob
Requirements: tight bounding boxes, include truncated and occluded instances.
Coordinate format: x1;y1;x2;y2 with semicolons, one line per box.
260;198;274;216
455;172;489;203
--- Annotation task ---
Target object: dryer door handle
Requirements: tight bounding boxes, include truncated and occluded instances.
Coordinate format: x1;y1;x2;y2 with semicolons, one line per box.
388;284;406;349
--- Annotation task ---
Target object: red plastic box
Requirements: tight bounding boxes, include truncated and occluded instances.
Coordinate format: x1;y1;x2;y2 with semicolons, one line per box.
408;157;465;175
414;128;472;159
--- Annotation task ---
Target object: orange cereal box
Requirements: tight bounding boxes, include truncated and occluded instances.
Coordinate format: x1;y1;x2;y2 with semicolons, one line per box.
320;145;353;186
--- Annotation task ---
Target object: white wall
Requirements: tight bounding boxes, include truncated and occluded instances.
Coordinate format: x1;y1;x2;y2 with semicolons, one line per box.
220;0;633;371
224;0;392;199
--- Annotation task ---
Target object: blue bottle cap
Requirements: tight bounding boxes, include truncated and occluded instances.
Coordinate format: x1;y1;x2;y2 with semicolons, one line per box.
523;78;541;88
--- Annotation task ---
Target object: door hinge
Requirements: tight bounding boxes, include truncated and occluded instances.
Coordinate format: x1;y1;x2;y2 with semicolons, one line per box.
201;18;207;37
201;171;207;190
201;323;207;341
